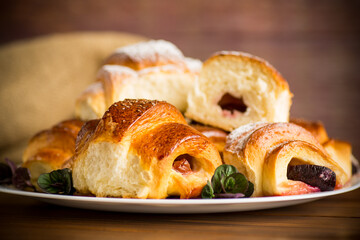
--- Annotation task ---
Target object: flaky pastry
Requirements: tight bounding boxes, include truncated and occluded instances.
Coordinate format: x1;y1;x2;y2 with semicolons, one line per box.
72;99;222;199
224;122;351;197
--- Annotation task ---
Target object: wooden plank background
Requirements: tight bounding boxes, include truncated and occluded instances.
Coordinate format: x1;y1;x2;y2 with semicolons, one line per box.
1;0;359;157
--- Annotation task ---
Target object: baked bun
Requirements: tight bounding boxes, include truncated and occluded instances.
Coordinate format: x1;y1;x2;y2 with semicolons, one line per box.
72;99;222;199
223;122;350;197
76;40;201;120
186;51;293;131
22;119;84;186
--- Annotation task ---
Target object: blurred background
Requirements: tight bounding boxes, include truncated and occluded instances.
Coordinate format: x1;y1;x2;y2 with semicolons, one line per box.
1;0;360;157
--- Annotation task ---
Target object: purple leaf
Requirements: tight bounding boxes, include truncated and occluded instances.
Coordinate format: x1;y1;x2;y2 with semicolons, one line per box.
5;158;17;175
214;193;245;198
0;163;12;184
12;167;33;190
1;158;35;191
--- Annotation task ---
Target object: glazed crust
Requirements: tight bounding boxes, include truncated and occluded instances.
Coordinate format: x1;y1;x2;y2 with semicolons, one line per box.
224;122;350;197
133;123;208;165
101;99;187;142
72;99;222;199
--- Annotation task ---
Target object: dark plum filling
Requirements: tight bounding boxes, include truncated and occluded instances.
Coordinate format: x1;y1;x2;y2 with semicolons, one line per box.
172;154;194;174
218;93;247;113
287;164;336;191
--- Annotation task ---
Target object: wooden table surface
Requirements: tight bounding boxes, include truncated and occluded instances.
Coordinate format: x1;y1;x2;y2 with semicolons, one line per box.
0;188;359;240
1;1;360;239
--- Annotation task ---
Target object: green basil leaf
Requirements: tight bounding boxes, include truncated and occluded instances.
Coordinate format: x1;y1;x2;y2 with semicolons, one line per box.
49;170;62;182
201;180;215;199
37;173;56;193
224;173;248;194
37;168;74;195
244;181;254;197
224;175;236;191
63;169;73;194
201;164;255;199
211;164;238;193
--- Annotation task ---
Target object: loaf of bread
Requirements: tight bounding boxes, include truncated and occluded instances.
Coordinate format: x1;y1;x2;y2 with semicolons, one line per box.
72;99;222;199
223;122;350;197
186;51;293;131
22;119;84;187
75;40;202;120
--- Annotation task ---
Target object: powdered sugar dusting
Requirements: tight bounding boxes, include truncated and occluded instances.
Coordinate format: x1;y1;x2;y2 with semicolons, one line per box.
273;122;292;128
114;40;184;63
101;65;137;76
138;64;185;76
226;122;268;152
216;51;259;60
184;57;202;73
96;65;137;82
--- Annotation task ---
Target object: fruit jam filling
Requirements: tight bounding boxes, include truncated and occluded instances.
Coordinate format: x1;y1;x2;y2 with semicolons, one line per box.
218;93;247;114
172;154;194;174
287;164;336;192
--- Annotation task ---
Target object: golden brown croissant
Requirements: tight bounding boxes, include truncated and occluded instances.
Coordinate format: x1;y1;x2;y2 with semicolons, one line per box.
22;119;84;186
186;51;293;131
72;99;222;199
224;122;351;197
75;40;202;120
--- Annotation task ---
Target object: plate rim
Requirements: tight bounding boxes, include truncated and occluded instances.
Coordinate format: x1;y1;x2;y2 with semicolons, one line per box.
1;174;359;206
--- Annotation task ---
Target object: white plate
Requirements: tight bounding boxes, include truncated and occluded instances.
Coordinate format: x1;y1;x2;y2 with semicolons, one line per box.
1;175;359;214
